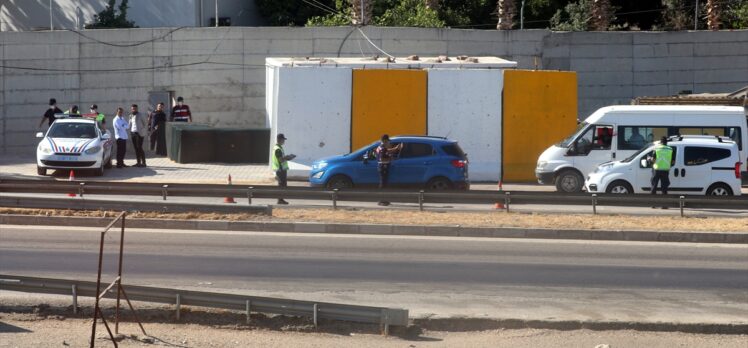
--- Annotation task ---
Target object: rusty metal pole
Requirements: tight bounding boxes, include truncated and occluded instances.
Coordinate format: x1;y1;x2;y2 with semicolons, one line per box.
115;213;125;334
90;231;106;348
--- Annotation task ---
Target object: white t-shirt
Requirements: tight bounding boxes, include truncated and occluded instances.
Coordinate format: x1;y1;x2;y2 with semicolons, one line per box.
113;116;129;140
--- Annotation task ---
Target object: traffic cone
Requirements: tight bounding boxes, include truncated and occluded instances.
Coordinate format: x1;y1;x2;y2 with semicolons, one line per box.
67;170;77;197
493;180;505;209
223;174;236;203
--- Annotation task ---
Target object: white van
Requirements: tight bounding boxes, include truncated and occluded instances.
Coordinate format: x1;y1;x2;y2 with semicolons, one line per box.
535;105;747;192
585;136;742;196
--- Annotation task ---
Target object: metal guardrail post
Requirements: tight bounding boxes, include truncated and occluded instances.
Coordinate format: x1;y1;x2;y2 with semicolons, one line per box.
175;293;181;321
592;194;598;215
72;284;78;314
418;190;424;211
162;185;168;201
381;308;390;336
313;303;319;327
679;196;685;217
246;300;251;324
505;192;511;212
332;189;339;210
79;183;85;198
247;187;254;205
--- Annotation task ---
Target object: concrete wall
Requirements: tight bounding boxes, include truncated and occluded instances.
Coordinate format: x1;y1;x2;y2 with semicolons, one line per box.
1;27;747;155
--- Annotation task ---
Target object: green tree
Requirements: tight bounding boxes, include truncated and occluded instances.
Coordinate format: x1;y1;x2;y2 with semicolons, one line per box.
723;0;748;29
85;0;136;29
660;0;691;30
375;0;445;27
256;0;337;26
550;0;592;30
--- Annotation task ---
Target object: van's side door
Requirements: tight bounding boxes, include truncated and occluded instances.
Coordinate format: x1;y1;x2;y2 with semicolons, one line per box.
675;146;733;194
567;124;615;176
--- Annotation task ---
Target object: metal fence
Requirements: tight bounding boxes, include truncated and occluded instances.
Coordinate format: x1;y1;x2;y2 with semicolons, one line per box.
1;178;747;214
0;274;409;332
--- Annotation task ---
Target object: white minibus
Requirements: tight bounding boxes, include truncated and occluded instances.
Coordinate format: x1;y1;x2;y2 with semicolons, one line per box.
535;105;747;192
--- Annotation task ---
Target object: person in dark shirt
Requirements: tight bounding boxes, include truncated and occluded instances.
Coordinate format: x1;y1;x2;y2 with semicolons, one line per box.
171;96;192;122
151;102;168;156
374;134;403;206
38;98;63;128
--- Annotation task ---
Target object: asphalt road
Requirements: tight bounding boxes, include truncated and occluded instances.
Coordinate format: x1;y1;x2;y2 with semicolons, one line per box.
1;225;747;324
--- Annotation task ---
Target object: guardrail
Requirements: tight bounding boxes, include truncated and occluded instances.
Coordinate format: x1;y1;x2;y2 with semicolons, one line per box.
1;178;746;214
0;274;409;332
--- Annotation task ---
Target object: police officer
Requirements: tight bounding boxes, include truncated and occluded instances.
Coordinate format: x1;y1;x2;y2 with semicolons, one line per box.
272;133;296;205
66;105;81;117
649;136;673;206
375;134;403;206
90;104;106;131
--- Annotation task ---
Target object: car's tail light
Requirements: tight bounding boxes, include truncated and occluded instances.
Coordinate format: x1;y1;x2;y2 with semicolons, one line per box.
451;160;466;168
735;162;742;179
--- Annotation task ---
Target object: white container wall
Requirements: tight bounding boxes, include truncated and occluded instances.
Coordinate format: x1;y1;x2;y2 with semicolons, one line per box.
427;69;503;181
268;66;353;173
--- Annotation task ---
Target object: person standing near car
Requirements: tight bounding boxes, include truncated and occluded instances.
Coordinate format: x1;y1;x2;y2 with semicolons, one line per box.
39;98;63;128
374;134;403;206
150;102;168;156
171;96;192;122
113;107;128;168
649;136;673;200
272;133;296;205
128;104;148;167
90;104;106;131
65;105;81;117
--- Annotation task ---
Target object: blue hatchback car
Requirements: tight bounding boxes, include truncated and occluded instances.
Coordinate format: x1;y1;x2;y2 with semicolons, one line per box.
309;136;469;190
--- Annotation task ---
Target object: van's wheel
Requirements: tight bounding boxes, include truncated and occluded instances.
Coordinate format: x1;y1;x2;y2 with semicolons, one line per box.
425;177;453;191
606;180;633;194
37;166;47;176
555;170;584;193
326;175;353;189
706;183;733;196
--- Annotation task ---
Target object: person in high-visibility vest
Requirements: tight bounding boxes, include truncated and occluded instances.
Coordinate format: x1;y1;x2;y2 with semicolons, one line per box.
65;105;81;117
272;133;296;205
649;136;673;197
89;104;106;131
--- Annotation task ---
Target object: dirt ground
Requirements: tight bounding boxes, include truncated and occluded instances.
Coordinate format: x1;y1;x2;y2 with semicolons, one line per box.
1;303;747;348
1;207;747;233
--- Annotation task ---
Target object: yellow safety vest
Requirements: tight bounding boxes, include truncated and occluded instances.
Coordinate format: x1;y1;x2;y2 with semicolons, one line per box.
272;144;289;171
653;144;673;171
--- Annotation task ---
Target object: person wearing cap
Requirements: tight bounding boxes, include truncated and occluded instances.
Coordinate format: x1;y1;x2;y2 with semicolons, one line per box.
39;98;63;128
374;134;403;206
65;105;81;117
647;136;674;208
272;133;296;205
171;96;192;122
89;104;106;131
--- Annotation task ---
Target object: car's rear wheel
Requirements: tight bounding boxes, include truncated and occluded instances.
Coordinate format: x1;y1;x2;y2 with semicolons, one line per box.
555;169;584;193
326;175;353;190
606;180;633;194
37;166;47;176
425;177;453;191
706;183;733;196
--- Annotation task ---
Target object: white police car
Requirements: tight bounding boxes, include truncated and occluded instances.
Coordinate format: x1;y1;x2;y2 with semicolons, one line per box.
585;136;742;196
36;116;113;176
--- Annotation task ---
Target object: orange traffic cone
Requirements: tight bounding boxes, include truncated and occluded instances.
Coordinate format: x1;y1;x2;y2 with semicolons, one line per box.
67;170;77;197
493;180;505;209
223;174;236;203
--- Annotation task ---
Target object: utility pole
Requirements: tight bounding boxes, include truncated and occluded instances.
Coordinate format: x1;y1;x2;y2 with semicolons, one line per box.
215;0;218;27
361;0;364;25
520;0;525;29
694;0;699;30
49;0;53;30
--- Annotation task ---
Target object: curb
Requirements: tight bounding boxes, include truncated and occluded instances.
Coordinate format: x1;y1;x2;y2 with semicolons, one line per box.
2;214;746;244
410;318;748;335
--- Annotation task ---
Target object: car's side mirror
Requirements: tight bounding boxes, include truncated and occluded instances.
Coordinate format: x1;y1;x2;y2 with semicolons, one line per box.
640;158;650;168
101;133;111;140
36;132;44;138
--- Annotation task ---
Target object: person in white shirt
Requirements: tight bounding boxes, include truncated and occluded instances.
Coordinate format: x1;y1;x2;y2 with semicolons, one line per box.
113;107;129;168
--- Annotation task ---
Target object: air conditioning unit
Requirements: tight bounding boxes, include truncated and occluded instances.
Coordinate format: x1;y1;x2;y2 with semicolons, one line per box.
209;17;231;26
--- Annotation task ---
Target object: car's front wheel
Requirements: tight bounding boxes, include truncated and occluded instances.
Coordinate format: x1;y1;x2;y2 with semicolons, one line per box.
326;175;353;190
606;180;633;194
37;166;47;176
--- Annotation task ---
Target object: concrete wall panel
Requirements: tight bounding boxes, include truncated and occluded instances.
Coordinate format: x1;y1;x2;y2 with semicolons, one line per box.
503;70;578;182
427;69;503;181
271;67;353;167
351;69;427;151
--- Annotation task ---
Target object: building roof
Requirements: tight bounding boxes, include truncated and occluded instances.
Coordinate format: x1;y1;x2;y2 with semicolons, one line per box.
266;56;517;69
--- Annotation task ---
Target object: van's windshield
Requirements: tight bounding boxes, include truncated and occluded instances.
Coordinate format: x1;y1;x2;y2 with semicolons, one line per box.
557;122;588;148
621;144;653;163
